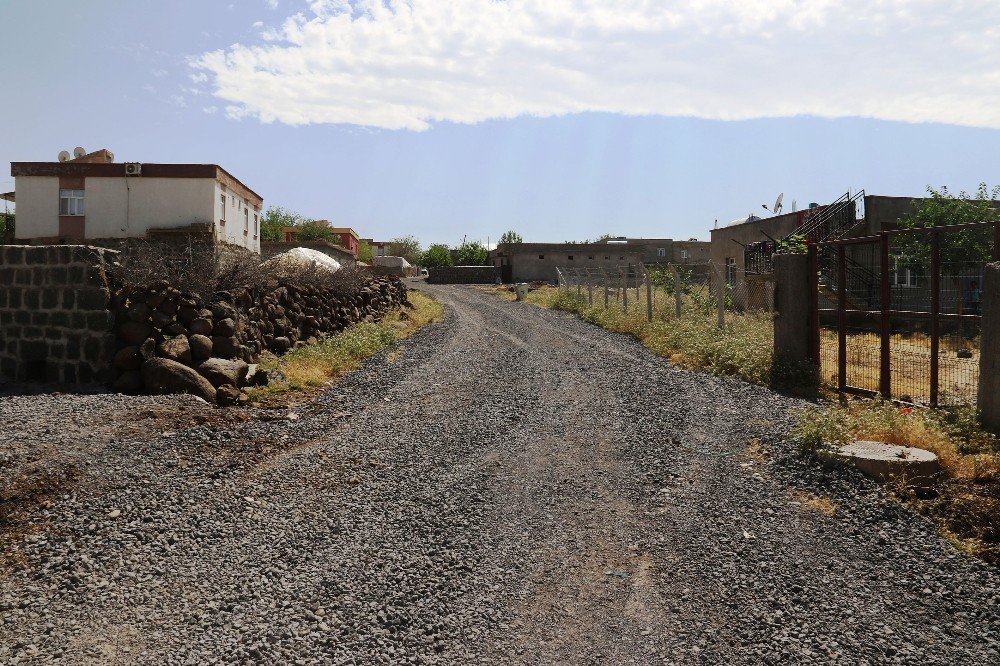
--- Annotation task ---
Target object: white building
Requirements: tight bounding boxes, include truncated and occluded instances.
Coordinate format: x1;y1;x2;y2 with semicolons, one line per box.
10;149;263;253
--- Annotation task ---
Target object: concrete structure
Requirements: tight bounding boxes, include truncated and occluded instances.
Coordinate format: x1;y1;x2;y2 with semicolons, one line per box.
493;238;708;283
427;266;499;284
370;255;417;277
330;226;360;258
0;245;117;384
979;262;1000;432
772;253;813;369
834;440;941;486
10;149;263;253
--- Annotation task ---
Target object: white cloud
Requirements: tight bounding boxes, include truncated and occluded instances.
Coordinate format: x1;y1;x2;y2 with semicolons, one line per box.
252;20;264;28
192;0;1000;131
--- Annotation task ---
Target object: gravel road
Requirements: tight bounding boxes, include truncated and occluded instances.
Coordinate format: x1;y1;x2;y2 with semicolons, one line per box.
2;283;999;665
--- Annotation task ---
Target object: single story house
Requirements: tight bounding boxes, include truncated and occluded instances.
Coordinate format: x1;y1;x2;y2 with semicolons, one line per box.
10;148;263;253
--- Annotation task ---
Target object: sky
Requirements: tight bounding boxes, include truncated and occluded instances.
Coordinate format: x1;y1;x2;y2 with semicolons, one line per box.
2;0;999;246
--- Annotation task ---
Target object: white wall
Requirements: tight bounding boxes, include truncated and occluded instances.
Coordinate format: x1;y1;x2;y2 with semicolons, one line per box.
85;177;216;238
13;177;59;238
214;183;260;253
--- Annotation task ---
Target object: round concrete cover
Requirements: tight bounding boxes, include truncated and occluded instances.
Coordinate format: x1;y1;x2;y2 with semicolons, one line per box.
835;440;941;483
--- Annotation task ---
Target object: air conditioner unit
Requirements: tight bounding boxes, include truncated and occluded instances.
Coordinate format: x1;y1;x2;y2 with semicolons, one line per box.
124;162;142;176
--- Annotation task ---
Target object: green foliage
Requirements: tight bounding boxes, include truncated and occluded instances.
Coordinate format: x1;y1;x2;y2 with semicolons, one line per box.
387;235;422;264
0;212;13;243
260;206;307;242
775;233;807;255
357;240;375;263
294;221;335;242
421;244;453;268
455;240;488;265
896;183;1000;269
498;230;523;245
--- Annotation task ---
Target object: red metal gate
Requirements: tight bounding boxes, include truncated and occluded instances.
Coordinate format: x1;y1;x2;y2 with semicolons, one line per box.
810;221;998;406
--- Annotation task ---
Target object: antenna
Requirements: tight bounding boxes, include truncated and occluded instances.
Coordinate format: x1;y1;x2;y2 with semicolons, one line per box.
791;199;797;212
58;150;71;162
773;193;784;214
73;147;86;158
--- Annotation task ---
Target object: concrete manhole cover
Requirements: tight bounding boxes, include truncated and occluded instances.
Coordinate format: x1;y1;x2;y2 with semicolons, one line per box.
834;440;941;485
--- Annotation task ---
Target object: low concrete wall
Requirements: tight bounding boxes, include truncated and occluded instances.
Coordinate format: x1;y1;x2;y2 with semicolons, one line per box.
0;245;117;384
979;262;1000;431
427;266;499;284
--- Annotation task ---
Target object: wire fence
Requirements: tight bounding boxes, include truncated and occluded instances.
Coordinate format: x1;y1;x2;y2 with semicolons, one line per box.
554;261;770;323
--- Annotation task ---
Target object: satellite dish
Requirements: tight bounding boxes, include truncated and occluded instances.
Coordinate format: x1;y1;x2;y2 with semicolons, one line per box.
773;193;784;214
58;150;71;162
73;146;86;158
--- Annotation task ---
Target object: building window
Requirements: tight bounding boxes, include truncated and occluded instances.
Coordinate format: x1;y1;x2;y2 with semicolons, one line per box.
539;254;545;259
244;208;249;235
657;247;666;257
588;255;594;260
568;255;574;260
220;194;226;221
680;249;689;261
604;256;610;260
253;214;258;239
726;257;737;286
892;258;917;287
59;189;84;216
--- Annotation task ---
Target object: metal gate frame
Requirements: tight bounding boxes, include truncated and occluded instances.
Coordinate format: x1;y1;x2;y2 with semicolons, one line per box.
809;220;999;406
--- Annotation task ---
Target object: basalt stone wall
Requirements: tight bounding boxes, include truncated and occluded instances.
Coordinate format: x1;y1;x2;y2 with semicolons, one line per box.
0;245;117;384
427;266;499;284
111;275;409;403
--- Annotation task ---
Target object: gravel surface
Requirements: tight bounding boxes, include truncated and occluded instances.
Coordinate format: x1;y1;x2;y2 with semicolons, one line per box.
1;282;999;664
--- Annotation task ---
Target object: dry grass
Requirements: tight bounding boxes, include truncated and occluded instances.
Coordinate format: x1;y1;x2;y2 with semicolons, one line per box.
247;291;442;399
788;489;839;516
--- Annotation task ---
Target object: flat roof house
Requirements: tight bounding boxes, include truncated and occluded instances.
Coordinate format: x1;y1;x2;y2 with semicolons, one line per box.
10;148;263;253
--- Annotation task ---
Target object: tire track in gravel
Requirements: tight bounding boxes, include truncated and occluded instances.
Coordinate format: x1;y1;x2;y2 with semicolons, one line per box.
2;282;1000;665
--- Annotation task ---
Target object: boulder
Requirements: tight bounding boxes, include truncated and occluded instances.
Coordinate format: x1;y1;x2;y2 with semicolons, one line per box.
214;318;236;337
139;337;157;361
212;336;241;359
189;334;213;360
195;357;250;388
113;346;142;371
215;383;244;407
141;358;216;403
189;317;214;337
113;370;144;394
271;336;292;354
163;322;188;337
157;335;192;362
127;303;151;323
119;321;153;345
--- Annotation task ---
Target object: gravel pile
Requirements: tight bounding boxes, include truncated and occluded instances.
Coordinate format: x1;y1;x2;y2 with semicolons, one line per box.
1;283;998;664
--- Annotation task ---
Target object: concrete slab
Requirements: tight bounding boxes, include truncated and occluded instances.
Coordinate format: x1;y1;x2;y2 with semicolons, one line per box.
835;440;941;486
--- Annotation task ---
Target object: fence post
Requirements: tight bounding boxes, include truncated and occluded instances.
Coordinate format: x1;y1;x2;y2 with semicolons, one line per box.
930;230;940;406
588;270;594;305
621;269;628;311
879;232;892;399
979;262;1000;432
837;245;847;392
773;252;815;369
671;265;682;319
645;266;653;322
715;265;725;328
603;268;609;308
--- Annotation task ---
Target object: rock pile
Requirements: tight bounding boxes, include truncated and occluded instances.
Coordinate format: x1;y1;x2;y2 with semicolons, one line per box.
111;276;408;403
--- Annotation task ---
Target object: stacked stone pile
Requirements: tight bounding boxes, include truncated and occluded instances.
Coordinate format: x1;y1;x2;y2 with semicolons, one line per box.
111;276;408;403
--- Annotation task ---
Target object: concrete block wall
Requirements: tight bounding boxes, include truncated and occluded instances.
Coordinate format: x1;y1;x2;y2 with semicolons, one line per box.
427;266;499;284
0;245;117;384
979;262;999;431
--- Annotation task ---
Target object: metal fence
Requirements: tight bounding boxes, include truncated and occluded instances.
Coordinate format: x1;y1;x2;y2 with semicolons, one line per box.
554;261;763;324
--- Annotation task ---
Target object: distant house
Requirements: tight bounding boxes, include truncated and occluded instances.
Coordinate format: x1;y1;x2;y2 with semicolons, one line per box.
493;237;709;283
359;238;388;257
10;148;263;252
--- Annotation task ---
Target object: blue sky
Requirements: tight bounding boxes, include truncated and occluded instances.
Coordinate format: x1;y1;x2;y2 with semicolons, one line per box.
2;0;999;246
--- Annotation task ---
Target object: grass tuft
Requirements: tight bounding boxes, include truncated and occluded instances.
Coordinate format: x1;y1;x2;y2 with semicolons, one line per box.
248;291;442;399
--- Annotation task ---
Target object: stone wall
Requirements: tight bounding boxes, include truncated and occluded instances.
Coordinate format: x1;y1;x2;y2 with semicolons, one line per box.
427;266;499;284
979;262;1000;432
0;245;117;384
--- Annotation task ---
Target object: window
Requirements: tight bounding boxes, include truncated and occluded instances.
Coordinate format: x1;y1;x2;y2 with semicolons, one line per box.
726;257;737;286
253;213;258;238
244;208;249;235
680;249;689;261
657;247;666;257
220;194;226;221
568;255;574;260
892;258;918;287
59;189;84;216
588;255;594;260
539;254;545;259
604;255;610;260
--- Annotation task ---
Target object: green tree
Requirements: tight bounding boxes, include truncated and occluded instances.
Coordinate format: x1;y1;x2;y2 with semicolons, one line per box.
387;235;423;264
421;244;453;268
455;240;489;265
897;183;1000;268
0;211;14;244
260;206;308;242
357;240;375;263
295;220;335;242
498;230;522;245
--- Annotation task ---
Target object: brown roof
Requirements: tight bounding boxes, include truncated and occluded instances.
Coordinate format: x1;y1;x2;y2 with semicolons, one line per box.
10;162;262;207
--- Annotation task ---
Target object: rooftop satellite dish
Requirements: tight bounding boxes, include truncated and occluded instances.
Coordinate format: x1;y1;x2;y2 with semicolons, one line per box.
773;193;784;215
73;146;86;158
58;150;71;162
